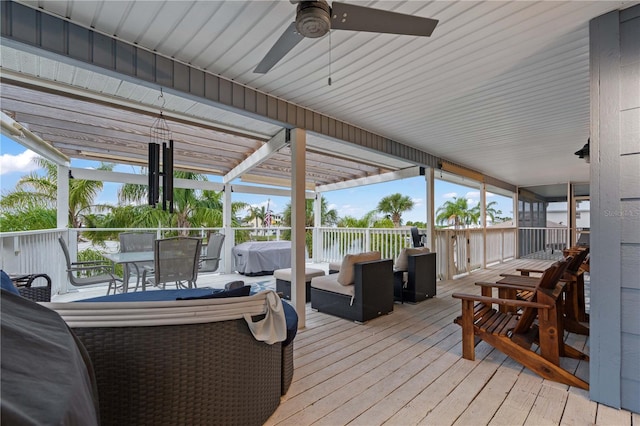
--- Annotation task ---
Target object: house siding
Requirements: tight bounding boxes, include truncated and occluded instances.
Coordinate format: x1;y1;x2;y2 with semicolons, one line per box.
590;6;640;413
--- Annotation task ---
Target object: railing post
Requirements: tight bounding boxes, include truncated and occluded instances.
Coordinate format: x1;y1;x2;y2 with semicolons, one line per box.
447;230;454;280
365;228;371;252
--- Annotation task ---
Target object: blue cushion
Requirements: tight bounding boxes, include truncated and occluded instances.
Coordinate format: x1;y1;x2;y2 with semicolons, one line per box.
79;289;216;302
177;285;251;300
1;270;20;296
282;300;298;346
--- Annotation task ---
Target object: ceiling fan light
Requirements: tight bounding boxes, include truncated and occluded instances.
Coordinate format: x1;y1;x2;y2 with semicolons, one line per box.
296;1;331;38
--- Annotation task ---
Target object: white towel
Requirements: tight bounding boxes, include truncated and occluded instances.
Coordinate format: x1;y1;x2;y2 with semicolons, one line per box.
244;290;287;345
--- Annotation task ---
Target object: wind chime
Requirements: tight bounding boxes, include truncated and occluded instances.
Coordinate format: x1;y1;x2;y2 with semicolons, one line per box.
149;89;174;212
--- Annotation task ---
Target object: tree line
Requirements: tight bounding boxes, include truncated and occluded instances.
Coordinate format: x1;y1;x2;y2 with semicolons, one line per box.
1;159;508;235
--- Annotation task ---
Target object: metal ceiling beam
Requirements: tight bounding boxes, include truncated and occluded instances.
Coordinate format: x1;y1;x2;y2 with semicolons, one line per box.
316;166;425;193
1;111;70;166
223;129;288;184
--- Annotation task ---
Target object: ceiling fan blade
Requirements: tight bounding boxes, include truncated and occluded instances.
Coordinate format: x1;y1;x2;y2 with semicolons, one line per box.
254;22;305;73
330;2;438;37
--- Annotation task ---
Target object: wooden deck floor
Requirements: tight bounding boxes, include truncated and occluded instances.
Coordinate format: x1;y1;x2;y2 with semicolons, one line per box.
266;259;638;426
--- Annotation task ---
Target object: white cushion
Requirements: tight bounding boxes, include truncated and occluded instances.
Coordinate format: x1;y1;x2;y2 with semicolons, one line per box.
395;247;430;271
310;274;354;297
273;268;325;281
336;251;381;286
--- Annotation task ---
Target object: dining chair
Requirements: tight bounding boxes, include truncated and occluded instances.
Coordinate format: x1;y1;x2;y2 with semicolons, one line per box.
199;232;225;273
58;237;122;295
119;232;156;291
142;237;202;290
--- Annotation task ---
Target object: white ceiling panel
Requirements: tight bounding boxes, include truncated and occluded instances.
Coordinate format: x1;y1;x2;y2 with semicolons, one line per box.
3;0;639;193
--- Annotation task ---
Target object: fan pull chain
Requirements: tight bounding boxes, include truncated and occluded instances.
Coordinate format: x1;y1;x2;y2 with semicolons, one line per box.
328;32;332;86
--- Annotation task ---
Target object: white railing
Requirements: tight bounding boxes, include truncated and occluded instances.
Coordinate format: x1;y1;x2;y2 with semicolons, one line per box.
315;227;413;263
2;225;521;294
1;228;69;295
433;227;517;279
518;227;569;257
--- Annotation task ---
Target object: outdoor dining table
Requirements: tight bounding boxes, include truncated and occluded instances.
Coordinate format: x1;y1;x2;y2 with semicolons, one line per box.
102;251;154;292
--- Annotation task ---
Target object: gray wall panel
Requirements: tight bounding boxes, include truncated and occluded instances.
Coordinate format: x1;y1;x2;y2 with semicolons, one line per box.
68;25;91;62
190;68;205;98
93;32;114;70
621;108;640;154
621;288;640;335
173;62;190;93
155;55;173;87
590;5;640;412
621;379;640;413
589;9;623;409
115;41;135;77
10;3;37;45
621;333;640;382
136;49;155;82
621;244;640;290
620;17;640;66
40;13;65;54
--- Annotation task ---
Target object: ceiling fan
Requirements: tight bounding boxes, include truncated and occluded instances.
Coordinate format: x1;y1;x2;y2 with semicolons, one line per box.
254;0;438;74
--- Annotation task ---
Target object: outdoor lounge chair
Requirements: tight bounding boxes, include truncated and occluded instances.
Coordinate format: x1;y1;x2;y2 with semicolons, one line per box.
410;226;426;247
310;251;394;323
496;248;590;335
452;258;589;390
58;236;121;295
393;247;436;303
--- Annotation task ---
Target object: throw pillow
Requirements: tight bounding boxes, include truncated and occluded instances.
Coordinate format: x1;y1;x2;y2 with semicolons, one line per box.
1;270;21;296
395;247;431;271
176;285;251;300
337;251;381;286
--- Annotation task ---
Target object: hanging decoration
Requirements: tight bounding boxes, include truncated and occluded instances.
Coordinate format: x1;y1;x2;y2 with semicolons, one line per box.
149;88;174;212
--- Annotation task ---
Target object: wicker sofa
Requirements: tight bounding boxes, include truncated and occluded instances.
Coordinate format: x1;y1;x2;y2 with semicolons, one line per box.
310;251;394;323
45;290;295;426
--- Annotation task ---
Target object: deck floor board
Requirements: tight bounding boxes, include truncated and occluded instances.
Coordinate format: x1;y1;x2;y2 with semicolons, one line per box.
265;258;635;425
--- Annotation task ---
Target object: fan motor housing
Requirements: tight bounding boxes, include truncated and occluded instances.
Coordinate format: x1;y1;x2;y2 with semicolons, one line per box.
296;1;331;38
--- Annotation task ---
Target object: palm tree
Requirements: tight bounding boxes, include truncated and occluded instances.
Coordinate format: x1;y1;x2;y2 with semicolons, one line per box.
0;157;113;229
245;205;266;228
337;210;379;228
376;193;415;228
436;197;472;228
484;201;502;224
281;197;339;228
467;200;503;226
118;171;246;234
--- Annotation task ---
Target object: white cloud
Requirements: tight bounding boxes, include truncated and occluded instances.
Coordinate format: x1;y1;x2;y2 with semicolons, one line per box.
466;191;480;199
442;192;457;199
0;150;41;175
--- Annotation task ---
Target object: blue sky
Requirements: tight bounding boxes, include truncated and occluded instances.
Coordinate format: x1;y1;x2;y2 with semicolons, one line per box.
1;135;513;224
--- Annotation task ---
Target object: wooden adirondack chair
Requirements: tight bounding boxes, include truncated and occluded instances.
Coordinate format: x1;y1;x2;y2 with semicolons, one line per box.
497;248;590;335
452;259;589;390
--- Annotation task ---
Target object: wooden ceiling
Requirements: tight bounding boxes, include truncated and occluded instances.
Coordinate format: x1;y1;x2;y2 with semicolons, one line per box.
0;81;397;187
